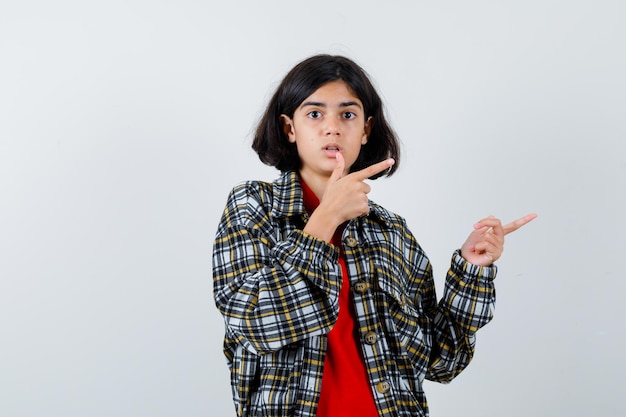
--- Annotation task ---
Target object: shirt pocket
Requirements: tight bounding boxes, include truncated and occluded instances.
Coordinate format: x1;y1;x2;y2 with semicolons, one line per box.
250;346;300;417
375;264;430;375
396;376;427;417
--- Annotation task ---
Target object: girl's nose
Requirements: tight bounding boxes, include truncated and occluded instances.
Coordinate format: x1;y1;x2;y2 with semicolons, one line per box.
324;117;340;135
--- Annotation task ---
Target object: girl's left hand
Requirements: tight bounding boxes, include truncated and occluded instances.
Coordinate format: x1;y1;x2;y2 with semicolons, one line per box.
460;213;537;266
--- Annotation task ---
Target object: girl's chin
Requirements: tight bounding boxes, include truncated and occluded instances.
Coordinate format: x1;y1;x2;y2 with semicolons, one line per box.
300;166;335;179
301;159;353;178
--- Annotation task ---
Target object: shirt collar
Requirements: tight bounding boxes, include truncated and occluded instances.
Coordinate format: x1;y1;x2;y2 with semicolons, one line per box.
270;171;307;218
299;176;320;215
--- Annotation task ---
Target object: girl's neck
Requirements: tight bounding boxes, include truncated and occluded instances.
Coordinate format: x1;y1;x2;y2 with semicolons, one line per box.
298;170;328;201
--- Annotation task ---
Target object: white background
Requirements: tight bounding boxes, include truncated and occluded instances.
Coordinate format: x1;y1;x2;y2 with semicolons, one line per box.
1;1;625;416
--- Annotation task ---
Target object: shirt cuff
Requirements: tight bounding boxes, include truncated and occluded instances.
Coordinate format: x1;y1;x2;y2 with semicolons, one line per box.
451;249;498;281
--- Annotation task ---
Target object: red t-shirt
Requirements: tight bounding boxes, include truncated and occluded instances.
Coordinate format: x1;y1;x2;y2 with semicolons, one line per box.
300;179;379;417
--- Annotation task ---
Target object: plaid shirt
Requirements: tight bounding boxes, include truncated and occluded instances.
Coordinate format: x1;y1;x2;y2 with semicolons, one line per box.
213;171;497;417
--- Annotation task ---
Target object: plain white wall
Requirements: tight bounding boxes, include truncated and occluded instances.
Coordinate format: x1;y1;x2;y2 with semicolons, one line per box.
1;1;624;416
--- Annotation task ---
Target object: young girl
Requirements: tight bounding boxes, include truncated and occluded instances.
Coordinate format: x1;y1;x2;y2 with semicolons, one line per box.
212;54;536;417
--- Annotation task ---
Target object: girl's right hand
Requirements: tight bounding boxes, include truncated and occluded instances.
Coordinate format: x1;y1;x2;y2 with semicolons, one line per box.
304;153;395;242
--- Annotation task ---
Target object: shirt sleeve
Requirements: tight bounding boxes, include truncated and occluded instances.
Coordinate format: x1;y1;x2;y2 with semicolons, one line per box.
425;249;497;382
212;182;342;355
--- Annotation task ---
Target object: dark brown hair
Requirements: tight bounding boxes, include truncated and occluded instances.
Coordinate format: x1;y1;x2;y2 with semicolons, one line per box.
252;55;400;179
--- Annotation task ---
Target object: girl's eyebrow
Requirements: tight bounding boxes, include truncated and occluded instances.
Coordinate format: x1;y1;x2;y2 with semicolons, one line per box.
300;101;363;109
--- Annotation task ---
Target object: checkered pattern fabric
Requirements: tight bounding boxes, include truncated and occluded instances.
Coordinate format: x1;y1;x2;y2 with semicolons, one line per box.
213;171;497;417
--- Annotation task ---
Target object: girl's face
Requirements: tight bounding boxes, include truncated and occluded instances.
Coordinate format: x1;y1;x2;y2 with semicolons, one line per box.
281;80;371;184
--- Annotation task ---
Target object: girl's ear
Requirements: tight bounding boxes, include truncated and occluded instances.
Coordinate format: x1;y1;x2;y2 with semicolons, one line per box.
362;116;373;145
280;114;296;143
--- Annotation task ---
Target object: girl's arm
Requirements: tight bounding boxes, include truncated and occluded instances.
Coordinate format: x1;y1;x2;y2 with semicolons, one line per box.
425;214;536;381
425;251;497;382
212;182;341;355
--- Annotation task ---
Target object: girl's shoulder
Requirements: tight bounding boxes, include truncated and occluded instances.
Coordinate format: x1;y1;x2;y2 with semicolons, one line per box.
229;178;273;197
224;171;304;218
228;171;298;199
368;199;407;229
224;179;274;213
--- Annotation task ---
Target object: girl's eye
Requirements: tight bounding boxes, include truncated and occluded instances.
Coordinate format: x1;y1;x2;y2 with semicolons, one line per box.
308;110;322;119
343;111;356;119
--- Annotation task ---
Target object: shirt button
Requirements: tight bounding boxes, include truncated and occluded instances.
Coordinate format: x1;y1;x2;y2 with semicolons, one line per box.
353;281;370;294
364;331;378;345
344;236;358;248
376;381;391;394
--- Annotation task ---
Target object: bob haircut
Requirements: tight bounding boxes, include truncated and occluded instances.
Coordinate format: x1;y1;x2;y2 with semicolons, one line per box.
252;54;400;179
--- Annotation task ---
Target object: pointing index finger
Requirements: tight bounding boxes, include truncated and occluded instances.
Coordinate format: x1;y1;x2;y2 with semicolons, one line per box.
351;158;395;180
503;213;538;235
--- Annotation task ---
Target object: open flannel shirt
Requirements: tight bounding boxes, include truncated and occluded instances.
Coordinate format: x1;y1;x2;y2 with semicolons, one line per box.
212;171;497;417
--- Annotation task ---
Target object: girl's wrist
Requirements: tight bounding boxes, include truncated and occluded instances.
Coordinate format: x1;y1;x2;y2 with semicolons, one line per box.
303;208;341;243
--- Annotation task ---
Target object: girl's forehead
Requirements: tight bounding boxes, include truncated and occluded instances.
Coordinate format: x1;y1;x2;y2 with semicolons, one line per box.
302;80;362;105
